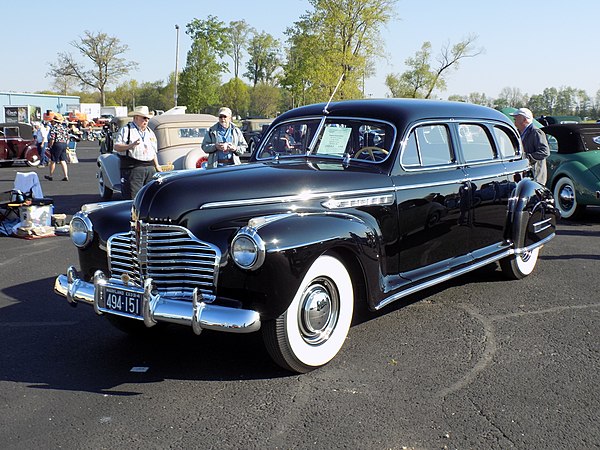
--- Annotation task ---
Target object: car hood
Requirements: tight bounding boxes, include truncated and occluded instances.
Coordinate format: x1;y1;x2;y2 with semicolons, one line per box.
133;159;390;221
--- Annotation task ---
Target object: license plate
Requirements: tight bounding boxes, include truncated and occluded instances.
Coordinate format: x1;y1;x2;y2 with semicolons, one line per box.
103;285;142;318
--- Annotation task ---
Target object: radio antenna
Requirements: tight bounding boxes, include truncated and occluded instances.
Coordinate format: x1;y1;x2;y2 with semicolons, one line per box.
322;73;345;115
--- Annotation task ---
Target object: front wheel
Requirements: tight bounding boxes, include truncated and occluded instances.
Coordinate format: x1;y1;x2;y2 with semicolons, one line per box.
553;176;585;219
98;170;113;200
262;254;354;373
500;246;540;280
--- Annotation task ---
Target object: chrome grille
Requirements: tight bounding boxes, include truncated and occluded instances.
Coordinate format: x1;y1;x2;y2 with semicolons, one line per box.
107;222;220;299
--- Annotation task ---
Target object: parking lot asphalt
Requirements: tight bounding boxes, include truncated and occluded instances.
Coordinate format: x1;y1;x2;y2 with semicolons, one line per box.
0;141;599;449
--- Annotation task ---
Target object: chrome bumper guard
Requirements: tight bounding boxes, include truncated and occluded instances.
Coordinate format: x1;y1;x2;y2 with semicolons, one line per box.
54;266;261;334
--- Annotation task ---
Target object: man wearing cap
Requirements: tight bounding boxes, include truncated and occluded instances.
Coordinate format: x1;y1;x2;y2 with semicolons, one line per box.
510;107;550;184
202;107;247;168
44;113;70;182
114;106;161;199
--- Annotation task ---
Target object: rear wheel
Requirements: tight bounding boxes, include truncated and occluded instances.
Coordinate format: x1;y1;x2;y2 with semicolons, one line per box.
553;176;585;219
263;255;354;373
98;170;113;200
26;154;41;167
500;247;540;280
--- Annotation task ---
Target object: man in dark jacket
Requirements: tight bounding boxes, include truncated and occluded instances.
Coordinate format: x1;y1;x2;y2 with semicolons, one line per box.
511;107;550;184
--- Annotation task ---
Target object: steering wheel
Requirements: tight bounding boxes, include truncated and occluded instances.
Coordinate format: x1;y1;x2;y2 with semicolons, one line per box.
353;146;389;161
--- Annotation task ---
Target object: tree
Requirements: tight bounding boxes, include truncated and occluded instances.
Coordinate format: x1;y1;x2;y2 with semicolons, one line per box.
385;42;435;98
494;87;528;110
111;80;139;110
220;78;250;118
245;32;282;86
283;0;398;105
178;16;231;114
50;74;80;96
250;83;282;117
386;35;483;99
47;31;138;106
227;20;252;79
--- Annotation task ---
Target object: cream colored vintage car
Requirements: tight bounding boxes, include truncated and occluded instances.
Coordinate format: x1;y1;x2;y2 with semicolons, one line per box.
96;112;217;199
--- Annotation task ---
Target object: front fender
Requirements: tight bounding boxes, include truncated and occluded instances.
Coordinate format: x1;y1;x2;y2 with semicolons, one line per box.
221;212;381;320
97;153;121;190
506;179;558;251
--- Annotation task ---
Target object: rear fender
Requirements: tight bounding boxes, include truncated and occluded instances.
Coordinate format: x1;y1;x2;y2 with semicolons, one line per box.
506;179;559;250
24;144;40;162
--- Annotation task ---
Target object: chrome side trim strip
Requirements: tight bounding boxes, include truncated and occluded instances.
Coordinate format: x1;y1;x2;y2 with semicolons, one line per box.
200;186;396;209
533;217;553;234
374;250;511;310
375;233;555;311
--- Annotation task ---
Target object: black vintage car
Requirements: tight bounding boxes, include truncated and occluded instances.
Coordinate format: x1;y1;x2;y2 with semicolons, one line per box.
54;99;558;373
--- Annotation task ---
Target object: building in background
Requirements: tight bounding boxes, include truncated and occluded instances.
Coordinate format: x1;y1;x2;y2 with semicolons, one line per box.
0;92;80;123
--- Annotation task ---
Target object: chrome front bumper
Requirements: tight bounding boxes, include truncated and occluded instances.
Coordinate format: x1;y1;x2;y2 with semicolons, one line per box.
54;266;261;334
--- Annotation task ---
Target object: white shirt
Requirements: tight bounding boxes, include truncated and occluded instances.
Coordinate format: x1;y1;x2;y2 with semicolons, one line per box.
115;122;158;162
35;124;49;144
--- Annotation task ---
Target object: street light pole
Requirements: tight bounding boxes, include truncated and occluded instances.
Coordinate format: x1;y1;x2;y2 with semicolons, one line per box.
174;24;180;107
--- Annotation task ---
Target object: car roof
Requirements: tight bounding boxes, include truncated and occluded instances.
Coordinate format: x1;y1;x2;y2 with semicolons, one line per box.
0;122;34;139
542;123;600;153
149;113;218;129
273;98;513;129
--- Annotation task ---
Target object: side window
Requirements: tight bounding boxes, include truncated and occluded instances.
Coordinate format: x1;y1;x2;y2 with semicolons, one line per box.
546;134;559;152
493;126;519;158
401;124;453;167
458;124;495;162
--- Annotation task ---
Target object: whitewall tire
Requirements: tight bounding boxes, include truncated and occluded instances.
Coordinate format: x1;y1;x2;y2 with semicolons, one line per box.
263;254;354;373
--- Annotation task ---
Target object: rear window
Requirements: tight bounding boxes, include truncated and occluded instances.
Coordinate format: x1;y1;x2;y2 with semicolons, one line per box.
178;127;208;139
493;126;519;159
581;129;600;151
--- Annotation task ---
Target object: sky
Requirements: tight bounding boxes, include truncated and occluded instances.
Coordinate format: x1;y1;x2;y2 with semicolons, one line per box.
3;0;599;102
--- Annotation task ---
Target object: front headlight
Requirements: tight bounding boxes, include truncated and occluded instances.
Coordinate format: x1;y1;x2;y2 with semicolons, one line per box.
69;213;93;248
231;227;265;271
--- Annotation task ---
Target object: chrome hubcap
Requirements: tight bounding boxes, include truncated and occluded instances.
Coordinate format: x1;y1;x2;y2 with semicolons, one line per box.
559;184;575;212
298;278;339;345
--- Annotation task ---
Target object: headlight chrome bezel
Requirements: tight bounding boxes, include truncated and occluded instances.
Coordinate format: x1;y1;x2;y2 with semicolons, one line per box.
231;227;266;271
69;213;94;248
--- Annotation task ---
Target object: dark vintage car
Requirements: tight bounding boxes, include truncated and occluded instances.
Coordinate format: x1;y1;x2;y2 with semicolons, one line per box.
54;99;558;373
240;118;273;158
543;123;600;218
0;122;41;167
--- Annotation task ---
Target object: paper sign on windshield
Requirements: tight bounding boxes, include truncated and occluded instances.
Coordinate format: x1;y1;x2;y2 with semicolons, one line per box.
319;127;352;155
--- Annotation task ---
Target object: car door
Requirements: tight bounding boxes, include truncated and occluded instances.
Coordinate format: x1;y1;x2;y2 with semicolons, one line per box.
391;123;473;277
453;122;515;257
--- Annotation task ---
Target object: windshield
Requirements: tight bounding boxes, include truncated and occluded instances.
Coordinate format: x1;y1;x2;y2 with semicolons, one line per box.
256;117;395;163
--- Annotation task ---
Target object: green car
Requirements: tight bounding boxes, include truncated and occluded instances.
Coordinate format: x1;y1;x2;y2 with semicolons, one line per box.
543;124;600;219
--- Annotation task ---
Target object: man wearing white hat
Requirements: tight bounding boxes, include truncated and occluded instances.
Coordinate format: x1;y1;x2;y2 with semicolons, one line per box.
510;107;550;184
114;106;161;199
